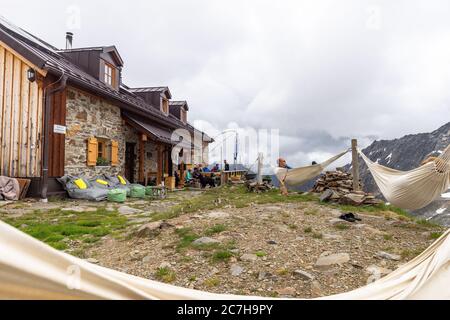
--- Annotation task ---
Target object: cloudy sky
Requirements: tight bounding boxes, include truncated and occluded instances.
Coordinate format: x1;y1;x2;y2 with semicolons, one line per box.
2;0;450;167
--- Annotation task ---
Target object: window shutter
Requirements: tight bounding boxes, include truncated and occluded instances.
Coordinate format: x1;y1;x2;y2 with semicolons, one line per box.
87;137;98;166
111;140;119;166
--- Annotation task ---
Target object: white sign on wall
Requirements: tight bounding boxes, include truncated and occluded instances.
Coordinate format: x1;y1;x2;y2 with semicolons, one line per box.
53;124;67;135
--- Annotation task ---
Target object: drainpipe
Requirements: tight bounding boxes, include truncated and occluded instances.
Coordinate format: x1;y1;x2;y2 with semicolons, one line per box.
40;72;68;202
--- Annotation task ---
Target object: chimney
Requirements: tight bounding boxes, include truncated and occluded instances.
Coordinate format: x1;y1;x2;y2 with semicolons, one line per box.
65;32;73;50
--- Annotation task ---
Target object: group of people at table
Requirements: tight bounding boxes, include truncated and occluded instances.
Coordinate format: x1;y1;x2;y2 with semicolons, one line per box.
175;160;231;189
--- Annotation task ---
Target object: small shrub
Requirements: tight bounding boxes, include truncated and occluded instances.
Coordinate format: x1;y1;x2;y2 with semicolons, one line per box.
304;227;312;233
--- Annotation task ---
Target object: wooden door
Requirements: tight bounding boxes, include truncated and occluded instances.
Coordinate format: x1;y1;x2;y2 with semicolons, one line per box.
125;142;135;183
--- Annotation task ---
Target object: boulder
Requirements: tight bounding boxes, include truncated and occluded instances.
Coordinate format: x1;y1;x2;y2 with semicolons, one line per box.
240;253;258;262
230;264;244;276
340;193;366;206
135;221;173;238
376;251;401;261
315;252;350;270
193;237;220;246
293;269;315;281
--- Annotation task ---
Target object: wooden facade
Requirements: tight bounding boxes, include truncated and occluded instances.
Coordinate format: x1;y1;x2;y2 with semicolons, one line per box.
0;42;45;178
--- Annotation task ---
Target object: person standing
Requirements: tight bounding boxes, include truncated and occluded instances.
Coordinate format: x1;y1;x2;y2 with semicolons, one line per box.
224;160;230;171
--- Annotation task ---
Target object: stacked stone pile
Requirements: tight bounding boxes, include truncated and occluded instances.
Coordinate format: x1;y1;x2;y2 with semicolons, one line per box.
312;170;383;206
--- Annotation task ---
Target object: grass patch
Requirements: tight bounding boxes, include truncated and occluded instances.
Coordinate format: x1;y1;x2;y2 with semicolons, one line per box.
204;277;220;287
275;268;289;276
255;251;267;257
383;234;393;241
155;267;176;283
205;224;227;236
3;207;127;251
304;227;312;233
175;228;200;250
312;232;323;239
334;223;350;231
430;232;443;240
304;208;318;216
212;250;233;262
151;185;318;222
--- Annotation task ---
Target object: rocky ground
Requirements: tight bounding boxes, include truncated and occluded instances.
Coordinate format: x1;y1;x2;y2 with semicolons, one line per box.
0;186;445;298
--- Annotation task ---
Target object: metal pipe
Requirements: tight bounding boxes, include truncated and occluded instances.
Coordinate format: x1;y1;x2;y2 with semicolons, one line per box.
40;72;67;201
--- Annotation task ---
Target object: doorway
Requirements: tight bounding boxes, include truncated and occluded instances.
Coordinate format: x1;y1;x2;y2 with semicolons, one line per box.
125;142;136;183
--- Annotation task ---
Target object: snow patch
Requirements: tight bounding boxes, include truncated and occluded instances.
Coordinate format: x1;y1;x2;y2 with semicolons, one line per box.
436;208;447;215
385;153;392;164
442;192;450;199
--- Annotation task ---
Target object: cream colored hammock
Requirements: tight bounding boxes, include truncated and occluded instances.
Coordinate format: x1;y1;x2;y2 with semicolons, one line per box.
274;150;350;186
1;219;450;299
358;144;450;210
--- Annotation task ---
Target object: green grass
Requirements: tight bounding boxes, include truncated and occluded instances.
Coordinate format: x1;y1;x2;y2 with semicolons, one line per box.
204;277;220;287
212;250;233;262
304;227;312;233
155;267;176;283
312;232;323;239
383;234;393;241
175;228;200;250
2;207;127;250
334;223;350;231
151;185;318;221
255;251;267;257
430;232;443;240
205;224;227;236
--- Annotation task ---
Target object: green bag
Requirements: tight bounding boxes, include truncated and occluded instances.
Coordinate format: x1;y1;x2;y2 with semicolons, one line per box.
130;185;146;198
145;186;154;196
107;189;127;203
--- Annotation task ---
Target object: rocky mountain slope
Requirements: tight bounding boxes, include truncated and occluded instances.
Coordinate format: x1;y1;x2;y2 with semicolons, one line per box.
348;122;450;225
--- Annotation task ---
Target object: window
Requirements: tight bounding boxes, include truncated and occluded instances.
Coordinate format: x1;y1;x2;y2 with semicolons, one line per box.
181;108;187;123
96;138;110;166
161;98;169;115
104;63;115;87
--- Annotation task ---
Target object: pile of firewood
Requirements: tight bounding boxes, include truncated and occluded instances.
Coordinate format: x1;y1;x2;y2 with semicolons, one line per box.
312;170;383;206
245;180;272;193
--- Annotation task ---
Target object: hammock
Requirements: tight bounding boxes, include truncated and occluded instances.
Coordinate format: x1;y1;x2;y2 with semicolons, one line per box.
274;150;350;186
359;144;450;210
0;219;449;299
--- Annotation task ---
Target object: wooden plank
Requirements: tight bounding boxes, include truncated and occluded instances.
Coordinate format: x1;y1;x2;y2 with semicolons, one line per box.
11;56;22;176
19;63;30;177
351;139;361;191
35;86;43;176
2;51;13;175
0;46;5;175
28;81;38;176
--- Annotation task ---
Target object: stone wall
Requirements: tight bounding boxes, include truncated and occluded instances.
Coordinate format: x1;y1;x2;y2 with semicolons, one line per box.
65;87;126;178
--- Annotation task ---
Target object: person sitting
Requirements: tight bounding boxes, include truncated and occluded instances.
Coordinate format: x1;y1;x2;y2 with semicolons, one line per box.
203;165;211;173
224;160;230;171
186;169;193;182
277;158;291;196
211;164;220;172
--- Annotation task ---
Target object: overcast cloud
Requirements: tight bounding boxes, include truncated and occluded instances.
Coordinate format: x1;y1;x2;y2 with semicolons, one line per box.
2;0;449;167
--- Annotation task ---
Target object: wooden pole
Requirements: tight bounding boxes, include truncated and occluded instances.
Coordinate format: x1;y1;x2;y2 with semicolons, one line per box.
257;153;263;184
351;139;360;191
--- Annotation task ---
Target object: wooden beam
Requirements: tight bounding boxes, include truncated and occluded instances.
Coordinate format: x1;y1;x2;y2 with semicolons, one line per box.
351;139;361;191
138;138;145;183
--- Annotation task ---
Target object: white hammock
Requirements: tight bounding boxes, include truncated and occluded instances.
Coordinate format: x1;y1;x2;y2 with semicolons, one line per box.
274;150;350;186
1;220;450;299
359;145;450;210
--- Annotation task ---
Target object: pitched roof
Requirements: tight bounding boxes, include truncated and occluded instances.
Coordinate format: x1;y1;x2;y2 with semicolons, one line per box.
129;87;172;99
58;45;124;66
169;100;189;110
0;16;208;138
